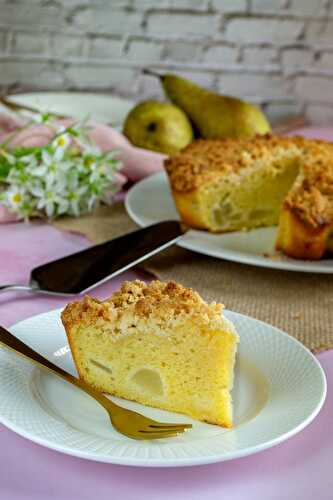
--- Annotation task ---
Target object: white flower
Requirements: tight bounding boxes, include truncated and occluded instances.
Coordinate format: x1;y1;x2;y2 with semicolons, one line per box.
29;185;44;197
52;132;71;160
53;132;70;149
6;187;25;209
20;154;37;165
57;199;70;215
33;165;48;177
0;113;123;220
41;150;53;166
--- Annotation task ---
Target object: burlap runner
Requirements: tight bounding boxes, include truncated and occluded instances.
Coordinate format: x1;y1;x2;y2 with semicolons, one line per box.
53;203;333;354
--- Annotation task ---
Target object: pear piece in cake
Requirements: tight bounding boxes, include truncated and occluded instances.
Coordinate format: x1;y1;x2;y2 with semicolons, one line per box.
61;280;239;427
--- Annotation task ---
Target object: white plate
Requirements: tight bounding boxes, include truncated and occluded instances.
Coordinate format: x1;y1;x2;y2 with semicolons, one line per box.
2;92;133;128
125;172;333;273
0;309;326;467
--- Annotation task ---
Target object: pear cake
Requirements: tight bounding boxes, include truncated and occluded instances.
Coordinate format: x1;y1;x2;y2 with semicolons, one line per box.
165;134;333;260
61;280;239;427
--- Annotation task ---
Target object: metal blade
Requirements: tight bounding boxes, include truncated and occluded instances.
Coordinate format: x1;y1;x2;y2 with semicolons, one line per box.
29;221;183;295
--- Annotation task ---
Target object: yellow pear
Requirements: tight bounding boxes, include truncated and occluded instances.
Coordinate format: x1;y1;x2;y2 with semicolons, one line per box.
123;100;194;155
144;70;271;139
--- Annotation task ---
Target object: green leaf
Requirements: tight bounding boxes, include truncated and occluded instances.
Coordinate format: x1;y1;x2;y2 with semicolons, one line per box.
41;112;50;123
11;146;40;158
66;127;80;137
0;163;10;179
0;154;12;179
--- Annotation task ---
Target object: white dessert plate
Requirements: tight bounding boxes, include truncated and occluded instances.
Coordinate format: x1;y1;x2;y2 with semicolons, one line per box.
2;92;133;129
125;172;333;273
0;308;326;467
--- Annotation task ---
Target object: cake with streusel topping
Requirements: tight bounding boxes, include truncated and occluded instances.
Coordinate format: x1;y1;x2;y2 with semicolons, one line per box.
61;280;239;427
165;135;333;259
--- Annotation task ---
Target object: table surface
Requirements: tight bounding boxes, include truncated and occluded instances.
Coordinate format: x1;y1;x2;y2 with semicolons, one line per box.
0;221;332;500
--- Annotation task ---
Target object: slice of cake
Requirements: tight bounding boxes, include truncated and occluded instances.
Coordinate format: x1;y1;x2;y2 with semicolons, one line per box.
61;280;239;427
276;145;333;259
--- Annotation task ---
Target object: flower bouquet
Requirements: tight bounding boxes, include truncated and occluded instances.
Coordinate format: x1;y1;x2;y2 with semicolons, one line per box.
0;113;123;220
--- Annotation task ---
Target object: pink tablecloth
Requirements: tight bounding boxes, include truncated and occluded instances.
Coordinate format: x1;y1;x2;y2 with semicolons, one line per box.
0;222;332;500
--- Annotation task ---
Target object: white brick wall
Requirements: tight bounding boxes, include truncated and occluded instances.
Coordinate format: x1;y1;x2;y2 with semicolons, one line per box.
72;7;143;36
126;39;164;63
217;73;291;100
1;0;333;124
146;12;219;37
203;44;239;64
243;47;277;65
224;18;304;44
295;76;333;103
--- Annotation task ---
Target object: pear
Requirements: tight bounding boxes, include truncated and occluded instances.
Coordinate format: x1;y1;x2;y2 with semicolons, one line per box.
144;70;271;139
123;100;194;155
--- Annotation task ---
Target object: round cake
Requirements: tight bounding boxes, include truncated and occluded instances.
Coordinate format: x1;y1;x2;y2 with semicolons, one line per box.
165;135;333;260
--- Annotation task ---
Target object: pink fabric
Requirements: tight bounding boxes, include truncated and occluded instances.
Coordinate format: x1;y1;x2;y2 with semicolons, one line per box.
286;126;333;142
0;114;166;222
0;115;166;180
0;220;332;499
0;204;18;223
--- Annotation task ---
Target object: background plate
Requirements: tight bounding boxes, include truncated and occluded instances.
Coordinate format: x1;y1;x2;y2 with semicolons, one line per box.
2;92;133;129
125;172;333;273
0;308;326;467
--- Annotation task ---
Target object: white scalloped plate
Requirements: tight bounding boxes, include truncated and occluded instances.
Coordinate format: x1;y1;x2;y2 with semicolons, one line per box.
0;308;326;467
125;172;333;273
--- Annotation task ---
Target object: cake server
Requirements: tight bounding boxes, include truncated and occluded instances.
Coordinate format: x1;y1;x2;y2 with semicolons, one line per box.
0;325;192;440
0;220;183;296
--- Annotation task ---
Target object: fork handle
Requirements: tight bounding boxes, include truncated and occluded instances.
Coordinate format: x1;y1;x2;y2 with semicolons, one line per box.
0;325;120;413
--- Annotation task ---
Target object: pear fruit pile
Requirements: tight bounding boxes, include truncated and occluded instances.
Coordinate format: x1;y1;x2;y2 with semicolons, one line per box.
123;71;271;155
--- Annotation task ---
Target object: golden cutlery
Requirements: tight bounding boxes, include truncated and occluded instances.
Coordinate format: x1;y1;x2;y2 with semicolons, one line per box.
0;325;192;440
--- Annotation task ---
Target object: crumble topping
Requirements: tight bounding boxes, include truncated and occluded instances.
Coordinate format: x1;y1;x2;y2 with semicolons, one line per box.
165;134;333;229
284;151;333;228
61;280;227;335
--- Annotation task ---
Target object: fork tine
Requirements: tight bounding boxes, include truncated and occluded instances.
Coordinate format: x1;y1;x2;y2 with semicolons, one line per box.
148;423;192;430
144;426;189;434
137;430;183;439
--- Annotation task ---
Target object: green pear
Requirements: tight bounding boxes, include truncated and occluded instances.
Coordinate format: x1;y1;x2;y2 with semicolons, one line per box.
144;71;271;139
123;100;194;155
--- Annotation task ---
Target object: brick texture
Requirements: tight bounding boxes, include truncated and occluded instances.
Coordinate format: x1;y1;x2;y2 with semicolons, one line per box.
0;0;333;124
203;44;239;64
218;73;291;100
146;12;219;37
88;37;124;59
242;47;277;65
224;18;304;43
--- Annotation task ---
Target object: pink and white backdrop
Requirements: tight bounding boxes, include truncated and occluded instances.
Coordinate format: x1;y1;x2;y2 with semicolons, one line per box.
0;0;333;124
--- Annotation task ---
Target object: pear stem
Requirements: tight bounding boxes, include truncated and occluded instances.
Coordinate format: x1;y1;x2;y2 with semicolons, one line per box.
142;68;163;79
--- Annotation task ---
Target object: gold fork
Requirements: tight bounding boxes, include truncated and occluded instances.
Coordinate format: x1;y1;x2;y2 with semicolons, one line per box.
0;326;192;440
